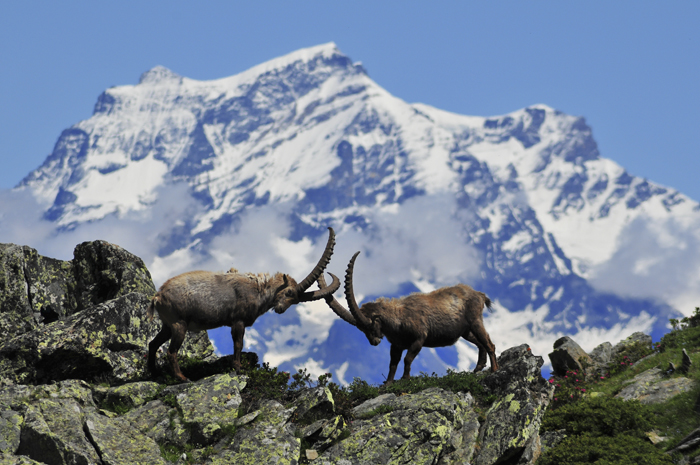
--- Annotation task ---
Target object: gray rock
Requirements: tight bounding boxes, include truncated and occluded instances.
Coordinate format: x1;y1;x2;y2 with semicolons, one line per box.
589;342;612;365
84;411;167;465
293;386;335;424
300;415;347;453
171;372;246;444
17;398;100;465
615;370;696;404
210;400;300;464
97;381;161;410
319;388;476;465
477;345;554;465
0;411;22;454
120;400;191;448
352;393;396;417
0;453;45;464
681;348;692;374
548;337;592;375
611;332;652;358
540;429;567;451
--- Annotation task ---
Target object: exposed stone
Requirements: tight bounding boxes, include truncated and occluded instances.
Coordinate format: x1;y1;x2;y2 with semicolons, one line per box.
95;381;161;410
351;393;396;417
540;429;567;452
548;336;592;375
0;241;156;343
210;400;300;464
646;431;667;445
589;342;612;366
84;410;167;465
293;386;335;424
17;398;100;465
0;411;22;454
301;415;347;453
611;332;652;358
615;367;696;404
169;372;246;444
665;362;676;376
319;387;476;465
477;344;554;465
681;348;692;374
120;400;191;448
0;453;45;464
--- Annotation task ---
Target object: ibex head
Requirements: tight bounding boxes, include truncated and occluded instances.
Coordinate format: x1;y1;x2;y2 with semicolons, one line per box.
318;251;383;346
272;227;340;314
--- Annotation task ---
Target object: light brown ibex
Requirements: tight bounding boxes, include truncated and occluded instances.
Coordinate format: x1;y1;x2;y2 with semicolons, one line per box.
148;228;340;382
318;251;498;384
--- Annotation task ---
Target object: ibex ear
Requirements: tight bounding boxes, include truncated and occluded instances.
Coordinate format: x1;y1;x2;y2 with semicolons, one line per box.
283;274;290;287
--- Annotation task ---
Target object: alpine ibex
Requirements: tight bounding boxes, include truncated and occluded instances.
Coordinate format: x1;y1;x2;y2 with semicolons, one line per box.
148;228;340;382
318;251;498;384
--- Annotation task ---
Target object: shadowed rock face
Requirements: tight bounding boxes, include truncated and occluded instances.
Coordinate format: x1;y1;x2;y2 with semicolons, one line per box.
0;241;214;385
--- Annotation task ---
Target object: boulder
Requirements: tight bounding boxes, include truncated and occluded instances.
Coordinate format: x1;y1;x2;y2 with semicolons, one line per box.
0;293;157;384
0;241;156;343
615;368;696;404
0;242;214;385
319;387;478;465
611;332;652;358
120;400;191;448
548;336;592;375
209;400;300;464
477;344;555;465
165;372;246;444
293;385;335;424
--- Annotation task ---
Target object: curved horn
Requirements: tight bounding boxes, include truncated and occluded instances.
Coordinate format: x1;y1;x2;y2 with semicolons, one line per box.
295;227;336;294
317;273;357;326
345;251;372;329
299;273;341;302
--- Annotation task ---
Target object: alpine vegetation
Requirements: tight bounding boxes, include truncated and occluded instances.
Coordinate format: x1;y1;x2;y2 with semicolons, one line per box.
148;228;340;381
319;251;498;384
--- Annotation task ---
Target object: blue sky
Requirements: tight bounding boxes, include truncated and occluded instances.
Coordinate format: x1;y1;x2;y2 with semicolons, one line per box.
1;2;698;200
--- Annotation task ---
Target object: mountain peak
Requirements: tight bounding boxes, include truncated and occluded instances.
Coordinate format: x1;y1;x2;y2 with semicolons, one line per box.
138;66;182;85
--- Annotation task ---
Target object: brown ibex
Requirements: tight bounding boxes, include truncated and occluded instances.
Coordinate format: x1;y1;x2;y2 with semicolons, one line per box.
148;228;340;382
318;251;498;384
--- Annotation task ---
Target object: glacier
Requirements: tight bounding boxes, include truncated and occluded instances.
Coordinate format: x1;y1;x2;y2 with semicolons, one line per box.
10;42;700;384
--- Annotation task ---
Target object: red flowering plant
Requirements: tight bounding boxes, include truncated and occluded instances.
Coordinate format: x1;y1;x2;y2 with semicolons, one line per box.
605;341;654;378
548;369;588;409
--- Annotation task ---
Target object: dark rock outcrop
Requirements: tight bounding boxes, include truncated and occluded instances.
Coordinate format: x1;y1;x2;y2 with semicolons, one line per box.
548;336;592;375
0;241;213;385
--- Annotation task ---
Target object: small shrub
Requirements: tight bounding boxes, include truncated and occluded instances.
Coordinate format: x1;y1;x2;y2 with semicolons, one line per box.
604;340;654;378
537;433;673;465
547;370;587;408
161;393;178;409
541;396;654;439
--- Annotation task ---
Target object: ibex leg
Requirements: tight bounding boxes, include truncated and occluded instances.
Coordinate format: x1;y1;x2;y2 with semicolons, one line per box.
148;326;172;374
463;331;488;372
470;320;498;372
167;322;189;382
385;345;404;385
231;321;245;374
401;340;424;380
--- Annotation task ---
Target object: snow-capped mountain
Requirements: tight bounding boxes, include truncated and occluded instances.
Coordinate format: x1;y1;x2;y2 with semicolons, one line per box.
13;43;700;384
